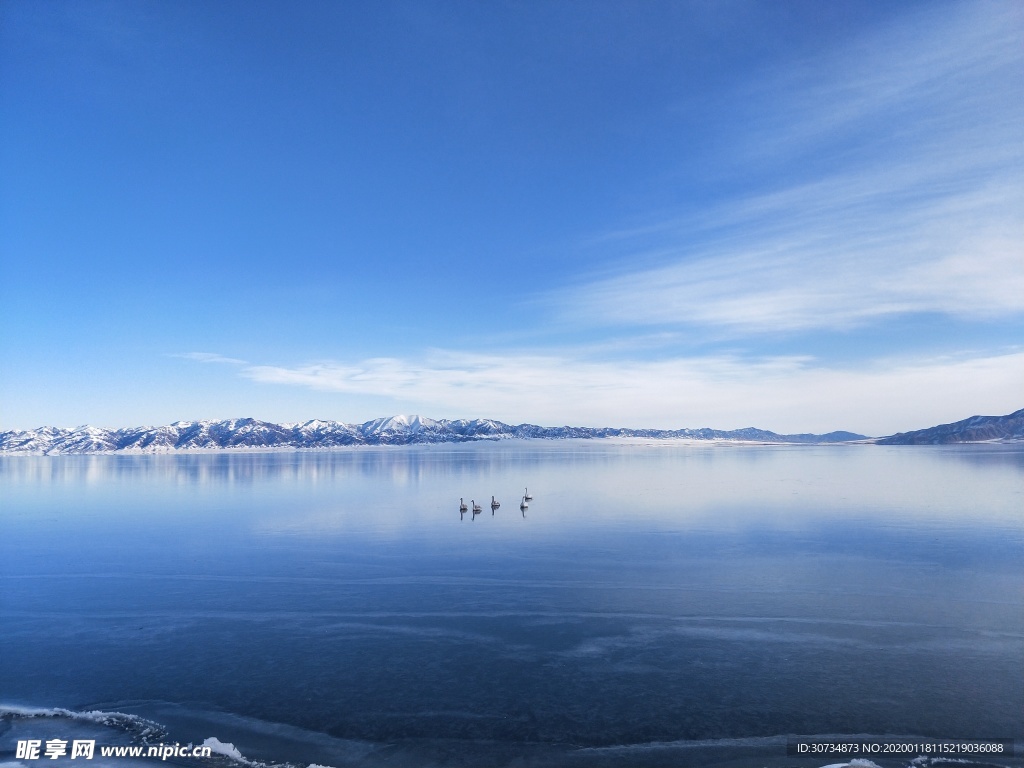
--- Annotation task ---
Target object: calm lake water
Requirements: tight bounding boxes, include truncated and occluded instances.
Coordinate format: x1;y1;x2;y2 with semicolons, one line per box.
1;441;1022;767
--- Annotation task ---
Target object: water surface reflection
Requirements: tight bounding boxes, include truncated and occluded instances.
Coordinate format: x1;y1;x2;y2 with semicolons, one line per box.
1;442;1021;765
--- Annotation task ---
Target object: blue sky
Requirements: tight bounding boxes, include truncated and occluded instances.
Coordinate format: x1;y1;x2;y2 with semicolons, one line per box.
1;0;1021;435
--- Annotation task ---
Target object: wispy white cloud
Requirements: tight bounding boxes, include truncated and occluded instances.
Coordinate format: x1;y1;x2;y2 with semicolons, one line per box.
733;2;1023;167
560;178;1023;333
557;3;1024;335
171;352;248;365
237;348;1024;436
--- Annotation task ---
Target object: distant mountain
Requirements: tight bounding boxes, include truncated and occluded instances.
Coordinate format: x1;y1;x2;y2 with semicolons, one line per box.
877;408;1024;445
0;415;867;455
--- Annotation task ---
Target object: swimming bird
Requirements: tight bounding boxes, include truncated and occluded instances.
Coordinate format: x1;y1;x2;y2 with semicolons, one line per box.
491;496;500;509
459;498;468;512
472;500;482;513
520;496;528;510
524;487;533;501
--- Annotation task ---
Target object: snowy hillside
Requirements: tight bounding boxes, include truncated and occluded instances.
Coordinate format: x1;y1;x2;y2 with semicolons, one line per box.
877;408;1024;444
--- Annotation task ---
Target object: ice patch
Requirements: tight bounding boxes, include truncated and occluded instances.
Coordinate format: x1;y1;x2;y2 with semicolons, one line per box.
203;737;247;761
194;736;341;768
0;703;166;743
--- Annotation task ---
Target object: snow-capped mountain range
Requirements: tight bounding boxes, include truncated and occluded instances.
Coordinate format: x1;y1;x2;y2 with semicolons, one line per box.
0;415;867;455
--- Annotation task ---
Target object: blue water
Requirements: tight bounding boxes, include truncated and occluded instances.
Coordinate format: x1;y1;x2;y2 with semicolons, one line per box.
1;441;1022;767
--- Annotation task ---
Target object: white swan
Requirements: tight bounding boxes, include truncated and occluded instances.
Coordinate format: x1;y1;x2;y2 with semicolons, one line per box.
524;487;533;501
459;498;468;512
472;500;482;513
491;496;500;509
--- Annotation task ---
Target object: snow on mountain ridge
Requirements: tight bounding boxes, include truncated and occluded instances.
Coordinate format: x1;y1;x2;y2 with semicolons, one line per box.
0;416;871;455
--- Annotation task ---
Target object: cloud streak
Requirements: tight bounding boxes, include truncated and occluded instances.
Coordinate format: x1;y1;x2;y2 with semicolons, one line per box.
559;178;1023;333
556;3;1024;336
235;348;1024;436
733;2;1023;168
171;352;249;365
